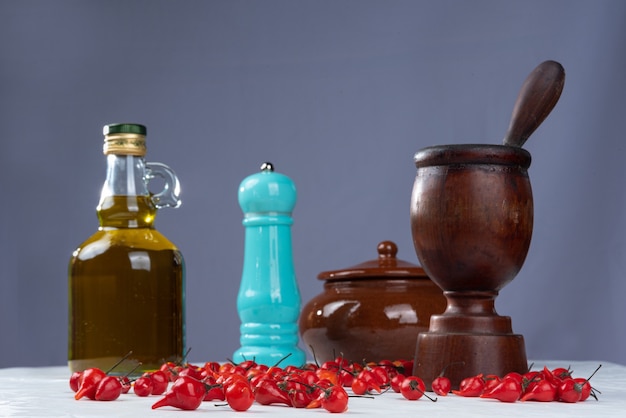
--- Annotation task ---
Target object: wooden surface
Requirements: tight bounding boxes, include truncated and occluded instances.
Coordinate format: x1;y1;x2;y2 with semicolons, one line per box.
410;144;534;389
503;60;565;147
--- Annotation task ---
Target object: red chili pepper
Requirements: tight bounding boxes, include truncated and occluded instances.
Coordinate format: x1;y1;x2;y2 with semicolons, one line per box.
551;367;572;381
338;369;355;387
390;373;405;393
316;369;340;386
267;366;287;381
557;378;582;403
152;375;207;411
524;370;541;381
74;368;106;400
119;376;131;394
297;370;319;387
480;375;522;403
246;367;265;382
159;361;179;382
149;370;169;395
306;385;349;413
376;359;398;377
520;378;557;402
573;364;602;401
133;375;153;397
397;360;414;377
482;374;502;393
320;385;349;413
452;374;485;397
370;366;391;387
503;371;523;385
351;377;370;395
237;359;258;371
431;376;451;396
541;366;562;387
312;378;335;400
288;389;314;408
225;379;255;412
177;366;203;381
280;377;304;393
203;361;221;375
94;375;123;401
573;377;593;401
400;376;426;401
219;372;248;390
334;356;350;370
320;360;340;372
202;375;225;401
254;376;292;406
69;371;83;393
349;362;364;376
218;362;235;376
355;369;382;393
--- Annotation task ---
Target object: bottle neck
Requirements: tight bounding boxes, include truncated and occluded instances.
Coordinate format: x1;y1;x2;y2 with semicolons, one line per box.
101;154;149;197
97;154;157;228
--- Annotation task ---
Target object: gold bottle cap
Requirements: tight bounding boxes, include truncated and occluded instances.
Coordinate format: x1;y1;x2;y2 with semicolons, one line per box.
103;123;147;156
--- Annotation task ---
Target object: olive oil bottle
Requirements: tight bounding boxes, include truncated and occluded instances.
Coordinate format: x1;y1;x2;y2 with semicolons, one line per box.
68;123;185;375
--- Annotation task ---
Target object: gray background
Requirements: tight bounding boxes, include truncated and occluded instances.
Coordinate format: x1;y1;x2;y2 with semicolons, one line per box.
1;0;625;368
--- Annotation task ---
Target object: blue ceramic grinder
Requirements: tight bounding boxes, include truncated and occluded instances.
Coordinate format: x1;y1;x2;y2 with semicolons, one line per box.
233;162;306;367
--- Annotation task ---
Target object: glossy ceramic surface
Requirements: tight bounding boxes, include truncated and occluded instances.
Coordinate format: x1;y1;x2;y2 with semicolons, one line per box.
234;163;305;366
299;241;446;363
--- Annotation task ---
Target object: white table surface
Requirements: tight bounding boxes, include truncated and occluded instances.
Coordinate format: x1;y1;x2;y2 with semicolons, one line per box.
0;360;624;417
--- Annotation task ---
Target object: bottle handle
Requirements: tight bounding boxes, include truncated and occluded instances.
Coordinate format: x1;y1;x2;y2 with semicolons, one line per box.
145;162;182;209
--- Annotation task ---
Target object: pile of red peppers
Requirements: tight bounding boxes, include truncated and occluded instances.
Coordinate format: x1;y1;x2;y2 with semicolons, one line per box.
70;357;600;412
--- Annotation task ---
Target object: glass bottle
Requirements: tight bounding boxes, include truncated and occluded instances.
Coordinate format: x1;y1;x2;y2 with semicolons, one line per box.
68;123;185;375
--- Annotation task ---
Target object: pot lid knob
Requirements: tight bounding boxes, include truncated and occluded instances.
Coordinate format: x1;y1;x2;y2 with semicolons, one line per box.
377;240;398;262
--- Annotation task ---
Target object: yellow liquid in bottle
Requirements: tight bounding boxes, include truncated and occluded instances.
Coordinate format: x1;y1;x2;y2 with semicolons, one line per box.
68;195;184;375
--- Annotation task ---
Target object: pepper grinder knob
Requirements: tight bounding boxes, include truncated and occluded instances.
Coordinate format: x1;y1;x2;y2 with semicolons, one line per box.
233;162;306;367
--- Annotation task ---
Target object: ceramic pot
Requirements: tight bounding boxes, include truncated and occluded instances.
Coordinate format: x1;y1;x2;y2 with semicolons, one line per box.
299;241;446;364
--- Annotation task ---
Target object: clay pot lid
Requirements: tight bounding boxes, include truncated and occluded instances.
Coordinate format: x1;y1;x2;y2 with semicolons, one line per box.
317;240;428;281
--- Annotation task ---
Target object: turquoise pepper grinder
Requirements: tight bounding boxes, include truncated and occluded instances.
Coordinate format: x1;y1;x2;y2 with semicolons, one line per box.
233;162;306;367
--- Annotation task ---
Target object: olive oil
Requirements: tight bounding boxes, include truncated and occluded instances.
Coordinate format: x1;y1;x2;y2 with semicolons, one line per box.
68;124;185;375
